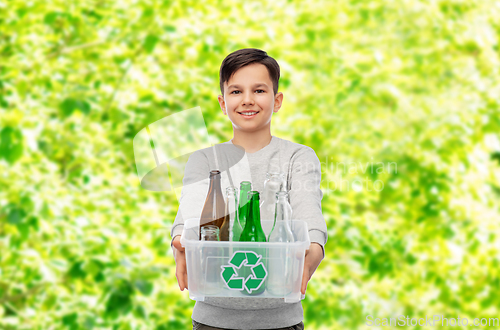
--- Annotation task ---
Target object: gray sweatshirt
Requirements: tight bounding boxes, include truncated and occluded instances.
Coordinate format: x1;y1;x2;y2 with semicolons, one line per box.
171;135;328;329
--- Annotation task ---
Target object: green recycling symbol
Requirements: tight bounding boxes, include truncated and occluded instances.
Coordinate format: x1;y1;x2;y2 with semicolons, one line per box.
221;251;268;294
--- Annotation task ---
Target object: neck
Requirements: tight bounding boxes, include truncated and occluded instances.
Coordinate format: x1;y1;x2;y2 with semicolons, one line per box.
231;130;272;153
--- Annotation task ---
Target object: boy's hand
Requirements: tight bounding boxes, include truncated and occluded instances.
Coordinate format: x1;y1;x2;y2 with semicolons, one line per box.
172;236;188;291
301;243;324;295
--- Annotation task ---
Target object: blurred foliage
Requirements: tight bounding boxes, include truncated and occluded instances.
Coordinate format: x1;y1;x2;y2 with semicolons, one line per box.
1;0;500;329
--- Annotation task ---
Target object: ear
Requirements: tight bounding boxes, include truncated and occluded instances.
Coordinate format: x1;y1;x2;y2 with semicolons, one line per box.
273;92;284;113
218;95;227;115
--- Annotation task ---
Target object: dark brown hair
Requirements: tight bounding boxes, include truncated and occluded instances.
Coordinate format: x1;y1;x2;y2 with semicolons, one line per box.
219;48;280;96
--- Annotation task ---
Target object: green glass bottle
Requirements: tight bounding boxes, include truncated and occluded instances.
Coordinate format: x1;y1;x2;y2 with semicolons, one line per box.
239;191;267;295
240;191;267;242
238;181;252;230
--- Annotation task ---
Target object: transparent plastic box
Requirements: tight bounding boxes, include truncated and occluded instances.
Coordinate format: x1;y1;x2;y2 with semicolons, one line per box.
180;218;310;303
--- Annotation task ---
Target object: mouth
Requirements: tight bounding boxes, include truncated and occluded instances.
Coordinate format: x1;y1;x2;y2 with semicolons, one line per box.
237;110;260;118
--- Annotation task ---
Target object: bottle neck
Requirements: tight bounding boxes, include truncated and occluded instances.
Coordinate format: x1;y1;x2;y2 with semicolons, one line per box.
226;188;237;214
277;196;288;203
275;192;291;222
265;172;285;190
239;183;251;202
210;176;221;185
209;173;222;194
226;187;237;199
245;192;261;227
276;190;288;201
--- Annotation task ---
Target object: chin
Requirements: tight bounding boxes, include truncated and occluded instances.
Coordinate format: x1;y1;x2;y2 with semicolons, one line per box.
228;116;271;132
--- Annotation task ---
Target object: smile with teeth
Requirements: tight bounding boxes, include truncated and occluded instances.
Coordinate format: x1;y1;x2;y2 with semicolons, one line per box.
238;111;259;116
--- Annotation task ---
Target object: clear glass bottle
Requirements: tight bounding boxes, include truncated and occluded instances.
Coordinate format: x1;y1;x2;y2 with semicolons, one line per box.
238;181;252;230
263;172;286;192
201;225;220;241
267;191;294;296
200;225;222;295
268;191;294;243
260;172;286;236
220;186;242;241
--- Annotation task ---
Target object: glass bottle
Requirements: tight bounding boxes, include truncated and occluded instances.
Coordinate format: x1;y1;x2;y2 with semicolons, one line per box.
260;172;285;236
199;170;225;240
239;191;267;296
201;225;220;241
200;226;222;295
238;181;252;230
263;172;286;192
239;191;267;242
267;191;294;296
268;191;294;243
220;186;242;241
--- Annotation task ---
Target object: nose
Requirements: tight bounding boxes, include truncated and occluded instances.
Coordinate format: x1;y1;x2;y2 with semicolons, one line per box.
242;91;255;106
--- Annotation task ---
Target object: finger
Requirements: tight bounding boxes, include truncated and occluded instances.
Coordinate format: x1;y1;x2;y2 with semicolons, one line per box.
176;259;188;291
179;265;187;291
301;269;309;294
177;270;188;291
176;267;183;290
176;274;183;291
183;271;189;290
179;267;188;291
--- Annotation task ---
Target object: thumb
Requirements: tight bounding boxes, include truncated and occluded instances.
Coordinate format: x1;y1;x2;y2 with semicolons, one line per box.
172;236;184;252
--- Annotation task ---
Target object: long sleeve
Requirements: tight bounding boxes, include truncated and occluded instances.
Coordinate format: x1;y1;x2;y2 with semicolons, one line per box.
170;150;210;240
288;147;328;253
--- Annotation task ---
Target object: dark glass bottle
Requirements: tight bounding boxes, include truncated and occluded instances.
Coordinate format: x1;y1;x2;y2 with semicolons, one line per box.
238;181;252;230
199;170;225;240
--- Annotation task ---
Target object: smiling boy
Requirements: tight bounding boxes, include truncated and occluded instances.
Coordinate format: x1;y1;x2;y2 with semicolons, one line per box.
171;48;327;330
217;59;281;153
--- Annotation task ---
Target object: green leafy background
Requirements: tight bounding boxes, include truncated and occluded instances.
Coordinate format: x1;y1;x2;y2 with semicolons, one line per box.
1;0;500;329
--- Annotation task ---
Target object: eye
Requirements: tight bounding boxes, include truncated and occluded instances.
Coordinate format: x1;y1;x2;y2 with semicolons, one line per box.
256;89;265;93
230;90;240;94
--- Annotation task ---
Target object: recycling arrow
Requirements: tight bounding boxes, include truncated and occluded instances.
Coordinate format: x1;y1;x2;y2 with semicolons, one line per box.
245;252;260;265
221;266;244;290
221;251;268;293
229;252;247;268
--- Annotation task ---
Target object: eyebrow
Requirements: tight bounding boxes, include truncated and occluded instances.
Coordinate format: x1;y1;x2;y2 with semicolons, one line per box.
228;83;269;89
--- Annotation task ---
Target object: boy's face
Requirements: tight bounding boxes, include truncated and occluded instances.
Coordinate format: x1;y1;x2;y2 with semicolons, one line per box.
218;63;283;134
